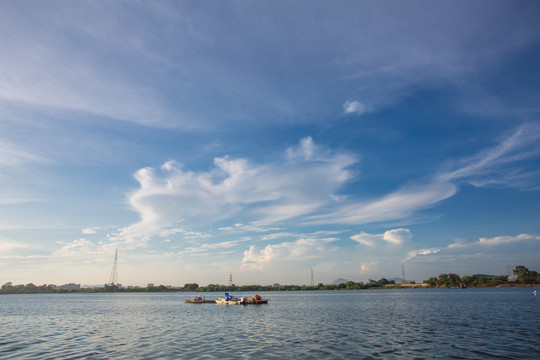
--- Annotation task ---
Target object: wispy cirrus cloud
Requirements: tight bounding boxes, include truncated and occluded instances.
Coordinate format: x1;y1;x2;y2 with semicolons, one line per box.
406;233;540;262
158;228;211;241
54;239;98;257
449;233;540;248
437;123;540;187
3;1;538;131
178;239;249;256
310;124;540;226
310;182;456;225
478;234;540;246
0;140;47;166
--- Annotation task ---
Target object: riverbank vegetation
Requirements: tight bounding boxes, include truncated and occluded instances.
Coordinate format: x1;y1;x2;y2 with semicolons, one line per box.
424;265;540;288
2;265;539;294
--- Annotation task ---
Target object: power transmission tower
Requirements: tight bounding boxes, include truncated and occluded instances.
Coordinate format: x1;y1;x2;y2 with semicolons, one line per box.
401;264;406;284
108;249;119;286
228;273;233;288
310;268;314;287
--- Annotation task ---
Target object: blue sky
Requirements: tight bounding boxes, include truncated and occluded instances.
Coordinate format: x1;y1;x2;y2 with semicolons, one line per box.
1;0;539;286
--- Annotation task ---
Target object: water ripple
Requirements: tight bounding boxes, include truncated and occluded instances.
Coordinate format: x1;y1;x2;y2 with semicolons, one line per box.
1;288;539;358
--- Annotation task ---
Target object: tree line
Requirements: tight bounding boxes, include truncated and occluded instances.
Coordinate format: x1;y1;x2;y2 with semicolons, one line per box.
198;278;395;292
424;265;540;288
2;265;538;294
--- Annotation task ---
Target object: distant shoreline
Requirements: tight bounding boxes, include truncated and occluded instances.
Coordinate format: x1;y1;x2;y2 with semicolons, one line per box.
1;283;539;295
3;265;539;294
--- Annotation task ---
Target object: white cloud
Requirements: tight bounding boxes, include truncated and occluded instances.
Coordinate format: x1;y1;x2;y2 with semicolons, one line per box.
351;232;378;246
343;100;372;116
351;228;412;247
159;227;210;240
178;239;247;256
478;234;540;246
447;234;540;250
241;237;339;270
360;262;377;274
383;228;412;245
81;228;98;235
218;223;282;233
114;137;356;247
260;232;295;241
406;248;440;261
310;181;456;225
54;238;97;257
108;125;538;252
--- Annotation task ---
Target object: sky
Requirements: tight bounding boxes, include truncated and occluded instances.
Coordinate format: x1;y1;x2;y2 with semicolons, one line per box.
1;0;540;287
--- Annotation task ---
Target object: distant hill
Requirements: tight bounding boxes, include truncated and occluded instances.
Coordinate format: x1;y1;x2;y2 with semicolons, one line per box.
328;278;349;285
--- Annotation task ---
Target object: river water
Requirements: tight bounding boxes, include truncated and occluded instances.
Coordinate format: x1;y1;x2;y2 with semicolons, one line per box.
1;287;539;359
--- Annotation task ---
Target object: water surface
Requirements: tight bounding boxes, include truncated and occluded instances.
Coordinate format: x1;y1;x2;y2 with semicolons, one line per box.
1;287;539;359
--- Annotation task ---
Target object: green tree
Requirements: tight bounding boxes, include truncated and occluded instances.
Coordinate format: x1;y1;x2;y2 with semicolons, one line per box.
513;265;540;284
25;283;39;293
183;283;199;291
438;274;449;287
447;274;460;288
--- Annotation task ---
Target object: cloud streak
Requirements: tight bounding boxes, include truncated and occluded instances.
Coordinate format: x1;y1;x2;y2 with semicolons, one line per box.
310;124;540;226
406;233;540;262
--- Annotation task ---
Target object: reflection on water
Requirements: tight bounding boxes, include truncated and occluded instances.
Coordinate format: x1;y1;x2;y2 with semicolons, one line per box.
1;288;539;359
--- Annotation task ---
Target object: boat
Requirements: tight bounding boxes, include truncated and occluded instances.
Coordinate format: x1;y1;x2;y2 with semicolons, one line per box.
214;293;269;305
247;294;268;304
184;295;215;304
215;292;247;305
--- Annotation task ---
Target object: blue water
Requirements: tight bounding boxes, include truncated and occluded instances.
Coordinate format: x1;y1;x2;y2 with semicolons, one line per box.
1;288;539;359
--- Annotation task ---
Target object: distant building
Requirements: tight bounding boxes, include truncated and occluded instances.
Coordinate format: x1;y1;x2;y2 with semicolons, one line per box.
148;283;154;287
81;284;105;289
58;283;81;290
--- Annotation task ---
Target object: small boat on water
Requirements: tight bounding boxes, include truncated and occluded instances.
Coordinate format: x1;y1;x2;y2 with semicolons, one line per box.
247;294;268;304
215;293;268;305
215;293;246;305
184;295;215;304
